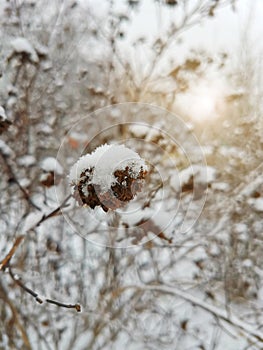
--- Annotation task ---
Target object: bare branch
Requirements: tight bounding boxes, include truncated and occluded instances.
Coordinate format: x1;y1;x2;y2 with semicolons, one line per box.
34;194;72;228
0;152;41;211
117;284;263;344
9;268;81;312
45;299;81;312
0;235;25;271
0;282;31;349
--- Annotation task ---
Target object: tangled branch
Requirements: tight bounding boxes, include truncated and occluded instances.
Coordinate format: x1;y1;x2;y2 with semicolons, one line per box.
9;268;81;313
118;284;263;344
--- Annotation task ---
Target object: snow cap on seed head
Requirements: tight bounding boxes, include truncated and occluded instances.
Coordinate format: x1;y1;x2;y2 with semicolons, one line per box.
69;144;148;211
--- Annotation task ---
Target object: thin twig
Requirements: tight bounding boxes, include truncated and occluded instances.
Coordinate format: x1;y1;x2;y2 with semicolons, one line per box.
0;235;25;271
115;284;263;343
142;181;163;209
45;299;81;312
34;194;72;228
0;191;71;260
9;268;43;303
0;282;31;349
0;152;40;210
9;268;81;312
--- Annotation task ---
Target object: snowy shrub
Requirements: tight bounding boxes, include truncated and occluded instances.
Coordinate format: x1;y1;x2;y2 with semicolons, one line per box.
39;157;64;187
69;144;148;211
0;105;11;134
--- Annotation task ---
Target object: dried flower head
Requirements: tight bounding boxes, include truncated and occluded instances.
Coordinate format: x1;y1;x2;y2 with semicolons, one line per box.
39;157;64;187
69;144;148;212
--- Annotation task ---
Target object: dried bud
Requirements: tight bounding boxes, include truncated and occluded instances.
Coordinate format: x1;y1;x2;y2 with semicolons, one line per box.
69;144;148;211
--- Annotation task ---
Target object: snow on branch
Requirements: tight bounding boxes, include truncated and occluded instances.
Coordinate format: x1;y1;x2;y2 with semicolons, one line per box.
0;236;25;271
119;284;263;344
8;268;81;313
10;37;39;63
0;106;12;134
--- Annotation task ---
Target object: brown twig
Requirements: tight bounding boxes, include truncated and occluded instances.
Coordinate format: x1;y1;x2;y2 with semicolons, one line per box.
9;268;43;303
0;152;41;210
0;195;76;313
0;282;32;349
34;194;72;227
115;284;263;344
45;299;81;312
9;268;81;312
142;181;163;209
0;235;25;271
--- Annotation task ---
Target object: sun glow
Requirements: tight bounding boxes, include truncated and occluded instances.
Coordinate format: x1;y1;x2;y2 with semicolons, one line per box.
191;92;217;120
177;81;225;123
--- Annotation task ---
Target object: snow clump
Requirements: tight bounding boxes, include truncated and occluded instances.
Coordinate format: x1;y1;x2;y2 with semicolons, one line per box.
40;157;64;175
39;157;64;187
0;106;7;120
10;37;39;63
0;106;11;134
69;144;148;212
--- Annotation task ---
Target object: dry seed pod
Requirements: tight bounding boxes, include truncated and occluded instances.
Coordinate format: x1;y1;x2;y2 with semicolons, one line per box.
39;157;64;187
69;144;148;212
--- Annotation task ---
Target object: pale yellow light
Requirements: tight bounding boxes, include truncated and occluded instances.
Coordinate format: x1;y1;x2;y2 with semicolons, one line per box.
177;81;224;123
190;91;217;122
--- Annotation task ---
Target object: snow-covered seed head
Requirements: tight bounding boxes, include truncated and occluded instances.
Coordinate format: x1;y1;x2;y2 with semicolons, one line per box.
69;144;148;212
39;157;64;187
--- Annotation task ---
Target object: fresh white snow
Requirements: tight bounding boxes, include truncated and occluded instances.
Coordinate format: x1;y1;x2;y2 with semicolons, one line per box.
10;37;39;63
17;155;36;167
251;198;263;213
0;105;7;120
0;140;13;157
129;124;150;138
170;165;217;192
40;157;64;175
69;144;148;192
22;211;44;233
